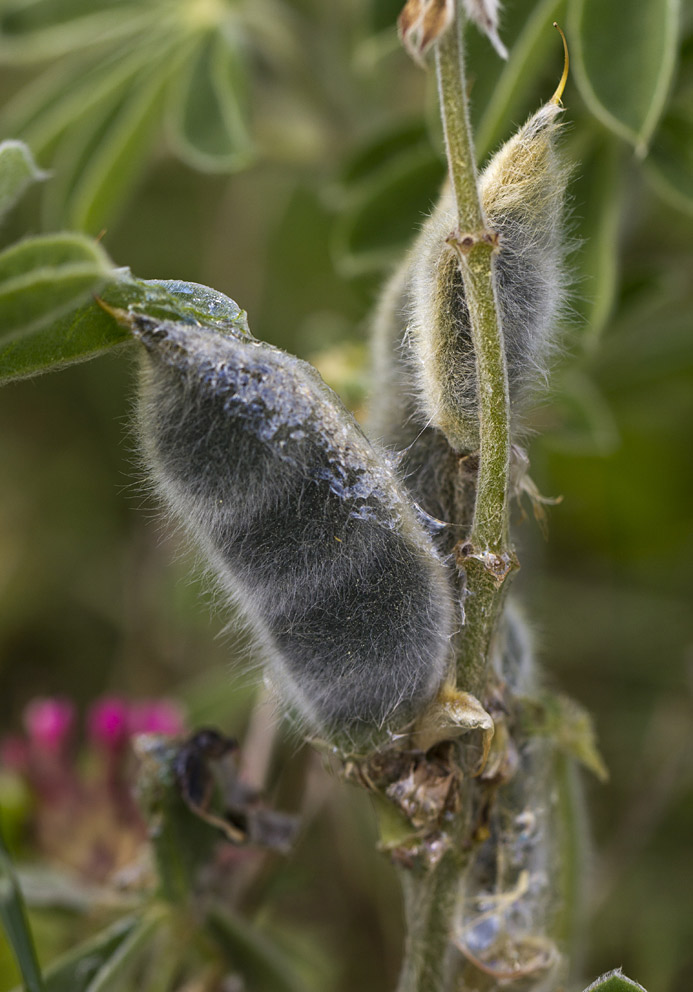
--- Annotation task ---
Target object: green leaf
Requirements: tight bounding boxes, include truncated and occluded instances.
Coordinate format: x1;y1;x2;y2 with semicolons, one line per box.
1;39;167;162
544;368;620;456
645;105;693;215
519;691;609;781
206;905;306;992
12;915;141;992
59;52;185;234
168;30;254;173
572;138;626;349
0;827;45;992
570;0;680;153
582;970;648;992
474;0;564;161
0;140;47;219
83;910;166;992
335;119;433;195
0;7;155;64
0;232;113;340
331;137;443;275
0;274;248;383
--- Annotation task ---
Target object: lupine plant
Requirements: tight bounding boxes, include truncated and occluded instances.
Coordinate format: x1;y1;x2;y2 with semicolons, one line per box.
0;0;691;991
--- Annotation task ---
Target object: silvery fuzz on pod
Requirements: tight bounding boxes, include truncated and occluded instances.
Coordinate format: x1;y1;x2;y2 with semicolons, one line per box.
371;100;570;460
126;287;454;745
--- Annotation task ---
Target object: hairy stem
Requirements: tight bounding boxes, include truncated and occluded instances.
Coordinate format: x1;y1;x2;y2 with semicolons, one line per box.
396;853;461;992
436;3;515;695
390;8;517;992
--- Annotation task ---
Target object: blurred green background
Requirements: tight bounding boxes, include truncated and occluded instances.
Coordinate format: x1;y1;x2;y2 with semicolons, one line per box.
0;0;692;990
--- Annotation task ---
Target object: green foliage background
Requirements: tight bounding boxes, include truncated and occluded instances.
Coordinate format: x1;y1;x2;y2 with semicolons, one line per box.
0;0;692;989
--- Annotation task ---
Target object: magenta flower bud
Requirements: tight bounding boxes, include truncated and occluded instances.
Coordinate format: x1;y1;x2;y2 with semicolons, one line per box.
23;697;75;753
128;699;186;737
87;697;130;750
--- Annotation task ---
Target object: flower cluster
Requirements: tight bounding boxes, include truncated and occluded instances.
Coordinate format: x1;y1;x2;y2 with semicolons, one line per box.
0;695;186;882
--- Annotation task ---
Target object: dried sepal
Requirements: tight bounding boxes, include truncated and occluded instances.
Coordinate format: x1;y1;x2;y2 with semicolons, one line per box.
398;0;454;65
462;0;508;59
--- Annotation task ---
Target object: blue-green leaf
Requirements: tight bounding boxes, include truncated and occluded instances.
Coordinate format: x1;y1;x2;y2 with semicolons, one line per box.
0;827;45;992
570;0;680;153
0;232;113;339
0;140;47;219
582;970;648;992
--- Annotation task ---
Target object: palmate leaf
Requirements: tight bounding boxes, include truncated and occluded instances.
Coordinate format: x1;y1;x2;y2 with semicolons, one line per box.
0;36;173;165
54;53;186;234
569;0;680;153
0;5;154;65
167;29;254;174
0;1;261;230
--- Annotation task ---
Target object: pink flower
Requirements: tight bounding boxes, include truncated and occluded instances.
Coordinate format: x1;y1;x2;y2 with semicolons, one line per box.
128;699;186;737
23;698;75;753
86;697;130;750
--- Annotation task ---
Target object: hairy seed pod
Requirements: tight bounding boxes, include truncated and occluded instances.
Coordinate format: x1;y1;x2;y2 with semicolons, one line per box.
371;101;570;461
368;261;476;560
132;298;454;744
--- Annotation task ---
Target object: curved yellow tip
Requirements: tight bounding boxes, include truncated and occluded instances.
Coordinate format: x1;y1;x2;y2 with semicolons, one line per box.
550;22;569;105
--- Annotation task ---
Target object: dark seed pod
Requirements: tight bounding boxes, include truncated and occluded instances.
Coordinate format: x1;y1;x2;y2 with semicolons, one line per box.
132;297;454;744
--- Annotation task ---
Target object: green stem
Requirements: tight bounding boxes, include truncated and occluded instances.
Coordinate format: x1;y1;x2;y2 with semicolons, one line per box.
396;853;461;992
436;2;514;695
435;14;483;233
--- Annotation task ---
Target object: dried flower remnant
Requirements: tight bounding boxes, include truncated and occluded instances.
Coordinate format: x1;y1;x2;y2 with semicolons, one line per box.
462;0;508;59
398;0;454;63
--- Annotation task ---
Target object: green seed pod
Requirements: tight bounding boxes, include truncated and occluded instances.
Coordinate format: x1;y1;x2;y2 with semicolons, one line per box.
130;288;455;745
